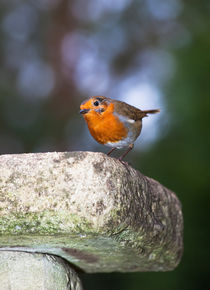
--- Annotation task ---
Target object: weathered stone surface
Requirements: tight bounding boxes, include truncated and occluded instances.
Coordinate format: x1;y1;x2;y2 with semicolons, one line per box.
0;151;183;272
0;251;83;290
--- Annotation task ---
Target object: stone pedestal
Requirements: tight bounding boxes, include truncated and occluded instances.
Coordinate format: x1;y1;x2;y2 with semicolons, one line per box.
0;151;183;288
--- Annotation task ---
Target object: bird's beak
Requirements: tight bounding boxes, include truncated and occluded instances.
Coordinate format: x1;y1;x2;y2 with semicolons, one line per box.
80;109;90;115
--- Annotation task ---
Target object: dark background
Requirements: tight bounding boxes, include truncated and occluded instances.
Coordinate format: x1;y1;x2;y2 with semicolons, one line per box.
0;0;209;289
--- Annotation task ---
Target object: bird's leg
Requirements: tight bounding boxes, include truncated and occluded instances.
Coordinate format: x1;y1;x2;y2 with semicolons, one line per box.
119;144;134;161
107;147;117;156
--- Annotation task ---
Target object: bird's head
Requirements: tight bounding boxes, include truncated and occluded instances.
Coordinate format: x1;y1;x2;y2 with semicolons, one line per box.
80;96;111;119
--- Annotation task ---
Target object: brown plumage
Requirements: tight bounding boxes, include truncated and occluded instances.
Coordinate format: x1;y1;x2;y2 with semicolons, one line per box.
80;96;160;161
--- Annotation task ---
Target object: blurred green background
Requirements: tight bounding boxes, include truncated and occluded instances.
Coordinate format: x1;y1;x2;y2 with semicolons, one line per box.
0;0;209;289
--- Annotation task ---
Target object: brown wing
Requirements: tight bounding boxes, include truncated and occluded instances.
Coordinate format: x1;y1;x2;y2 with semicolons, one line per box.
109;99;147;121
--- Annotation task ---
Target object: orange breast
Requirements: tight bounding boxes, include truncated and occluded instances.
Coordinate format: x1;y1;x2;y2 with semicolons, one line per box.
84;104;128;144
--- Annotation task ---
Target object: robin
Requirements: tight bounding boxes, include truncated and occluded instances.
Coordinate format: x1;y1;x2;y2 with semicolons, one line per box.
80;96;160;161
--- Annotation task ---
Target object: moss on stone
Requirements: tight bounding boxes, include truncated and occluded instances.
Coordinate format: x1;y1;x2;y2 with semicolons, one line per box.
0;212;93;235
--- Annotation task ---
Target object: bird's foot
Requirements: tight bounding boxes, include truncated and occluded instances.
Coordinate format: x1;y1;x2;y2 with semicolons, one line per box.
118;158;130;167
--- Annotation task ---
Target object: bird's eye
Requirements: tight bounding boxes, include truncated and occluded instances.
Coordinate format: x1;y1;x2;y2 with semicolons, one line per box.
93;101;99;106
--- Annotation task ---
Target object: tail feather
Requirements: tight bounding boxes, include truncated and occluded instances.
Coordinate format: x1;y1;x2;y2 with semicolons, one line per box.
143;109;160;114
142;109;160;116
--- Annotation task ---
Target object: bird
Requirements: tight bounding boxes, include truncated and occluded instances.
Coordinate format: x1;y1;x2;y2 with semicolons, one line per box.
80;96;160;161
